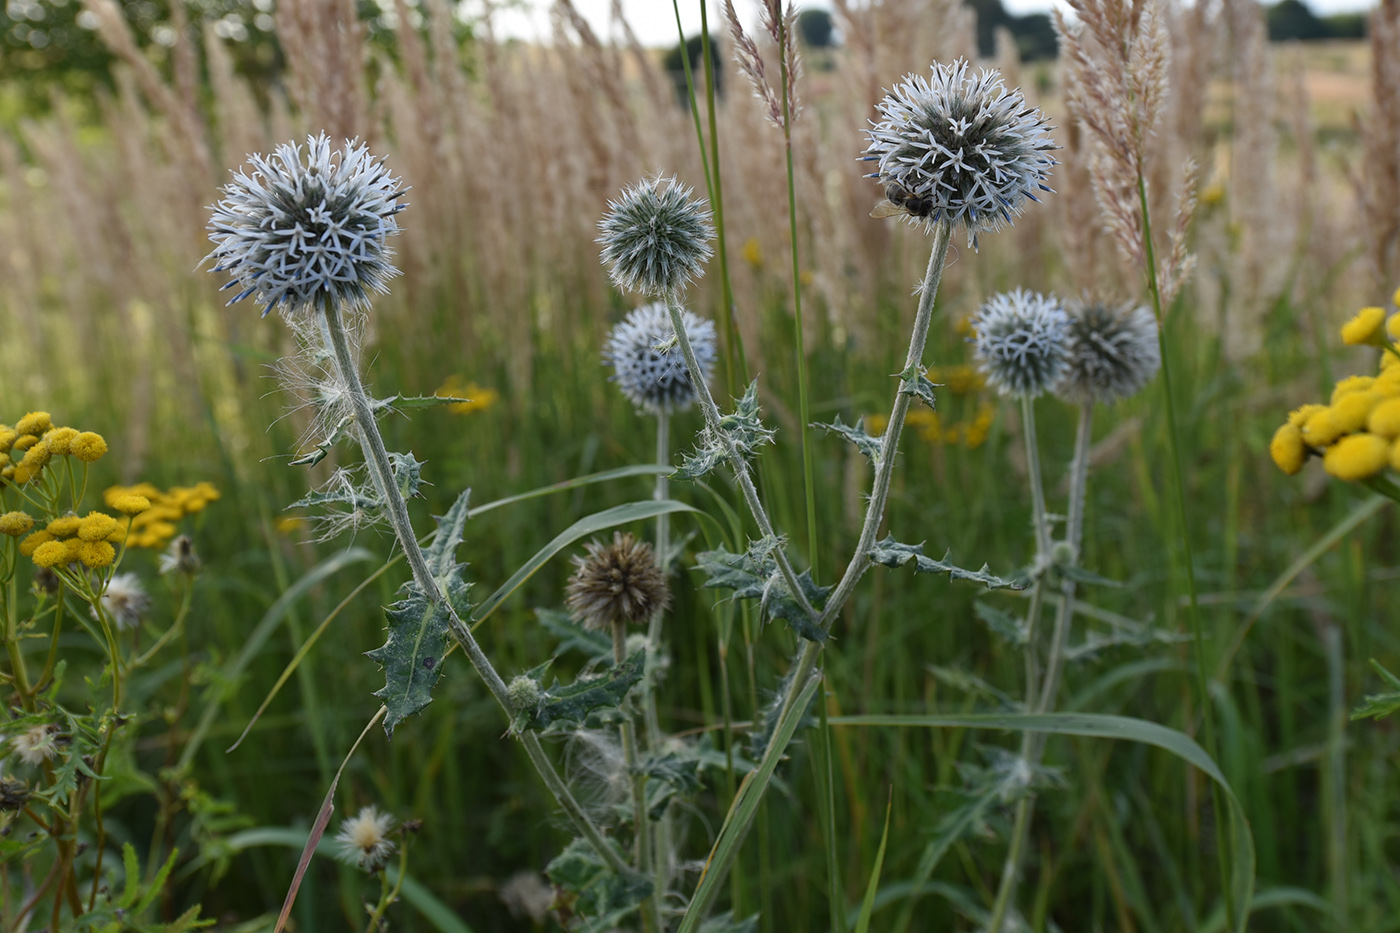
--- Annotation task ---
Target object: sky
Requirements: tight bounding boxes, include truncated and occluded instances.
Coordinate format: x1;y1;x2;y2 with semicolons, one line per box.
483;0;1378;46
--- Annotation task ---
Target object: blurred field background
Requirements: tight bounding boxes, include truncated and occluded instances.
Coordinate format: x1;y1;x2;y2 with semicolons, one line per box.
2;0;1400;929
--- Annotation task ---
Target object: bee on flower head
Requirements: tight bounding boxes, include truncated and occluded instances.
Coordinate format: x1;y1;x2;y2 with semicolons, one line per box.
870;182;936;221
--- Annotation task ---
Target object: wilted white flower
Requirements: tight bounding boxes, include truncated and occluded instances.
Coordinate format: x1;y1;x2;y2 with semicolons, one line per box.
598;177;715;296
158;535;202;576
604;302;717;414
971;289;1070;398
94;572;151;631
335;805;397;872
9;724;61;767
863;60;1056;246
206;134;406;316
1054;299;1161;406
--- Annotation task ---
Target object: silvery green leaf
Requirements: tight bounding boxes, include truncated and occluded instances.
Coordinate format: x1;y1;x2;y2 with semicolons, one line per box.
1352;661;1400;721
814;414;883;462
384;393;471;411
388;451;426;500
675;437;727;480
285;485;380;513
424;489;472;592
1056;564;1123;588
898;363;940;410
639;749;703;819
696;542;829;642
718;380;776;455
868;535;1024;591
546;837;653;932
974;601;1028;645
528;650;646;732
537;608;614;663
368;580;467;736
699;914;760;933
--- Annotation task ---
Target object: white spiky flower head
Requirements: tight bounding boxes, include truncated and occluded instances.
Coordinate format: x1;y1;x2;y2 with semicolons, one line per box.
971;289;1070;398
336;805;397;872
863;60;1056;247
1054;299;1161;406
93;572;151;631
206;134;407;317
604;302;717;414
598;177;715;297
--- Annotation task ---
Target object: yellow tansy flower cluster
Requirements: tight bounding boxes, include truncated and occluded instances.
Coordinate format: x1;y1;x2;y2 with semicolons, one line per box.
0;411;107;486
19;509;123;569
103;482;219;549
1272;301;1400;482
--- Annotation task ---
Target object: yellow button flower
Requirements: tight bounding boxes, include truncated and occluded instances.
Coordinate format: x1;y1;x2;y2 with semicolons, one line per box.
1333;391;1381;434
1270;423;1307;475
1301;408;1345;448
1342;307;1386;346
77;540;116;568
46;516;80;538
31;540;70;568
112;494;150;515
0;426;15;452
1331;375;1375;404
19;530;53;557
43;427;78;456
78;512;120;542
70;432;107;463
1323;433;1390;481
0;511;34;536
15;411;52;436
1369;398;1400;438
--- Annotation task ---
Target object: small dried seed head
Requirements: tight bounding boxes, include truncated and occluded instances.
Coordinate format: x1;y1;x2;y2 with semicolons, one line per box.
565;532;671;631
1054;299;1161;406
971;289;1070;398
335;805;397;872
604;302;718;414
94;573;152;631
159;535;202;576
598;177;715;297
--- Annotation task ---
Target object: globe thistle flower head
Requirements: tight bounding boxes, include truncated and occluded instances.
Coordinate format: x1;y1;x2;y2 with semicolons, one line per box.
565;532;671;631
970;289;1070;398
604;302;718;414
863;60;1056;247
335;805;397;872
1054;299;1161;406
206;134;406;317
598;177;715;296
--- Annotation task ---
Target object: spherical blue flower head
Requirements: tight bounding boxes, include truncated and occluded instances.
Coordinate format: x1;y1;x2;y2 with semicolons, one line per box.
206;134;407;316
971;289;1070;398
1054;299;1161;406
598;177;715;297
604;301;717;414
863;60;1057;248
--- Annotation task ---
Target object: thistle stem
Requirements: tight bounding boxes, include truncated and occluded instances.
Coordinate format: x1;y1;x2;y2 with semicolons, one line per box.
987;400;1093;933
317;297;631;878
661;291;816;621
676;222;953;928
615;620;662;933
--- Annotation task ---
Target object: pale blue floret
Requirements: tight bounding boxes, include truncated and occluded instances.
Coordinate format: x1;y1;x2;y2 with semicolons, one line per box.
604;301;718;414
206;134;407;316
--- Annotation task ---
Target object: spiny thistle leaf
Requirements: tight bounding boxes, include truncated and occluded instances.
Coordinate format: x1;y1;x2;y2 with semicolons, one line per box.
973;601;1028;645
424;489;472;591
285;484;380;513
638;750;704;820
868;535;1025;591
674;380;775;480
675;439;727;480
898;363;940;411
388;451;426;500
1056;564;1124;588
546;838;653;932
696;540;830;642
814;415;884;462
537;608;614;663
528;650;647;732
368;583;462;736
388;392;471;410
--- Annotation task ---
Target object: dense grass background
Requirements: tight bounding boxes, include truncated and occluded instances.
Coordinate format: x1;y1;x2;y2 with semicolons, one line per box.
3;2;1400;930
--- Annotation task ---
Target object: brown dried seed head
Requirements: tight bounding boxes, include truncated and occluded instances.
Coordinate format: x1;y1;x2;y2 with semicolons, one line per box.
565;532;671;631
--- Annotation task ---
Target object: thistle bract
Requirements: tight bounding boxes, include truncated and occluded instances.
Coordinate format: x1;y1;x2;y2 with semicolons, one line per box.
971;289;1070;398
206;134;406;316
598;177;715;297
863;60;1056;246
1054;300;1161;406
604;302;717;414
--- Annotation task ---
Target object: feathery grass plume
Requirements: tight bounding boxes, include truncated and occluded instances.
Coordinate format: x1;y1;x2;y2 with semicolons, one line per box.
862;60;1057;247
1055;0;1197;300
598;177;715;297
971;289;1071;398
604;302;718;414
335;805;397;872
565;532;671;632
94;573;152;631
723;0;803;128
1054;299;1161;406
206;134;407;317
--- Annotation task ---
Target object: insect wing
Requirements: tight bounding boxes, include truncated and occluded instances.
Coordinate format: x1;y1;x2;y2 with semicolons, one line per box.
869;199;905;219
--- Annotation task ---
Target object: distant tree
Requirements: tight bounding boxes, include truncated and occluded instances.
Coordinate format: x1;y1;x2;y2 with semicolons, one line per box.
1322;11;1367;38
1266;0;1332;40
664;33;723;111
963;0;1056;60
797;8;834;47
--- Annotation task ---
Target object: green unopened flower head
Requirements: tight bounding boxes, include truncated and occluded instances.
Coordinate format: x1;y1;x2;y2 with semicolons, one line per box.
206;134;407;316
971;289;1070;398
1054;299;1161;406
863;60;1056;247
604;302;717;414
598;177;715;296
